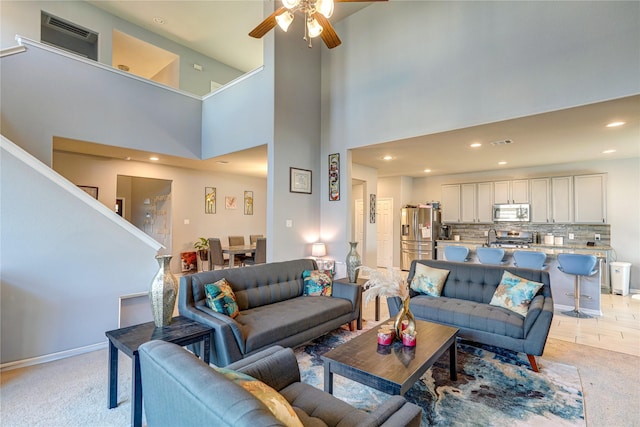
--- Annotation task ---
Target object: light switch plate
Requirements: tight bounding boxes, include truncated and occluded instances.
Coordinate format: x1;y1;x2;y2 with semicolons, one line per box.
595;233;601;241
286;219;293;228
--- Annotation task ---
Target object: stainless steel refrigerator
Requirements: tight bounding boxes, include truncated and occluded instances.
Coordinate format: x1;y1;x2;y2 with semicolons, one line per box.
401;207;441;270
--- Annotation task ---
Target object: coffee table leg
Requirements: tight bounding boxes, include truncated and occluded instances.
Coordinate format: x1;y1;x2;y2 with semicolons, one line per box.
449;341;457;381
131;353;143;427
108;340;118;409
323;360;334;394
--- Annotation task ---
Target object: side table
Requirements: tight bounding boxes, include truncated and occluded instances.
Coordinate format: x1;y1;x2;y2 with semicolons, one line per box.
105;316;213;427
335;277;380;330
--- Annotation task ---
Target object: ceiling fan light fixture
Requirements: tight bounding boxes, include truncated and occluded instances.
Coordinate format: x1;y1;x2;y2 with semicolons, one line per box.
307;17;323;38
317;0;334;18
282;0;301;9
276;11;294;32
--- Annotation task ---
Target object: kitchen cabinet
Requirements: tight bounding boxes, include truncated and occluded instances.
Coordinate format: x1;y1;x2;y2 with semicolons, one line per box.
574;174;607;223
460;184;476;223
551;176;573;223
476;182;494;223
493;179;529;204
441;184;461;223
530;178;551;223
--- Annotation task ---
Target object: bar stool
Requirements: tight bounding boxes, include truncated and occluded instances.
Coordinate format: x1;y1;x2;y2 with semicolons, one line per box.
513;251;546;269
476;247;506;265
557;253;598;318
444;246;469;262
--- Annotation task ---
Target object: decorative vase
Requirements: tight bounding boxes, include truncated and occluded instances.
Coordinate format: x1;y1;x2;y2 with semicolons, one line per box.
394;297;416;340
149;255;178;327
346;241;361;283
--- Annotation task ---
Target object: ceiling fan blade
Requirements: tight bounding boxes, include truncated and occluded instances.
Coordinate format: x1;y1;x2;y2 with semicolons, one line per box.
314;13;342;49
249;6;286;39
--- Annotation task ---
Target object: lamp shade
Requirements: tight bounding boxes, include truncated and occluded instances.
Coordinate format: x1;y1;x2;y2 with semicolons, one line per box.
306;17;323;38
312;242;327;257
276;11;294;32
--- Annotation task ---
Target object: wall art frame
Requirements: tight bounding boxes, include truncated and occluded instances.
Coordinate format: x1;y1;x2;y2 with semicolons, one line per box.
329;153;340;201
244;191;254;215
290;167;312;194
78;185;98;199
205;187;216;214
225;196;237;209
370;193;377;223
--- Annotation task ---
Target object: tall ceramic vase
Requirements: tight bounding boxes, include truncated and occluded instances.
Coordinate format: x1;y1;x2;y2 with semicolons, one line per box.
346;241;362;283
394;297;416;340
149;255;178;327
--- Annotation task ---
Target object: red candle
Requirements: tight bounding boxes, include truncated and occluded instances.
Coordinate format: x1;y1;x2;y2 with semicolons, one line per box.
377;328;394;345
402;331;417;347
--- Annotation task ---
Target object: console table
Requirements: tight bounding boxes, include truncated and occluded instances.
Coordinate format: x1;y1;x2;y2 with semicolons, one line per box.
105;316;213;427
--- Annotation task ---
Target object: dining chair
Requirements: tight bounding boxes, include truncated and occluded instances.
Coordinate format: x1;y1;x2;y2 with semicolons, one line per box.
228;236;245;246
249;234;263;245
207;238;229;270
244;238;266;266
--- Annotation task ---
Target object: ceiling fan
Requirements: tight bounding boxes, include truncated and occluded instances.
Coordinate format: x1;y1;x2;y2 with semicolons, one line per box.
249;0;386;49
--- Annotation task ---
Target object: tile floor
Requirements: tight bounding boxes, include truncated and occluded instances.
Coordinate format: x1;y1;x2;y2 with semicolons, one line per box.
361;291;640;357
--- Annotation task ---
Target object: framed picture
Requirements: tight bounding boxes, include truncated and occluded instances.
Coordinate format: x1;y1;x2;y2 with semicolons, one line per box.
244;191;254;215
205;187;216;214
290;167;312;194
370;194;377;223
78;185;98;199
329;153;340;201
225;196;237;209
180;251;197;273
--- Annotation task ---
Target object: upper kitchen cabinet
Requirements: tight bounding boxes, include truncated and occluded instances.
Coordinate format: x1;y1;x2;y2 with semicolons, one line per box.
476;182;494;223
574;174;607;223
493;179;529;204
441;184;461;223
530;178;551;223
551;176;573;223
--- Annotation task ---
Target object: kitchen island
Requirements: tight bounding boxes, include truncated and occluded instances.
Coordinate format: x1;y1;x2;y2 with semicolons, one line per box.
436;240;612;316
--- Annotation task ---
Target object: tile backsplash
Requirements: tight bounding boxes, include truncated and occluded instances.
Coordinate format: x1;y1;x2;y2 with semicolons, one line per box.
444;222;611;246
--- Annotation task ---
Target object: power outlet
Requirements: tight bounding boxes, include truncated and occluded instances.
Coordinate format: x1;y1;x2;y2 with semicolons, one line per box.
595;233;601;241
568;233;575;240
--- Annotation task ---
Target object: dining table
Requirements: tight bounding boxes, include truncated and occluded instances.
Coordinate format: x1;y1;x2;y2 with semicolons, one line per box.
222;244;256;267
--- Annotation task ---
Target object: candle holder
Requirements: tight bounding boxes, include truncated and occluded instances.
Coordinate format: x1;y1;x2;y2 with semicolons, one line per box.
402;331;417;347
377;328;395;346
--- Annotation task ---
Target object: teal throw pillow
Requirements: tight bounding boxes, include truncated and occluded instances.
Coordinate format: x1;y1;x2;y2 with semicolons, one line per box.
489;271;543;316
204;278;239;318
410;263;450;297
302;269;333;296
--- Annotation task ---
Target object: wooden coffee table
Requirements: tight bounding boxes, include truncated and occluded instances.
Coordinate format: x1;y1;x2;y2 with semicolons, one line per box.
322;319;458;396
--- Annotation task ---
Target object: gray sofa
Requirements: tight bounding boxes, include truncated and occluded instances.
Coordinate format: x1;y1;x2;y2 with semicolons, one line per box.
139;341;422;427
388;260;553;372
179;258;361;366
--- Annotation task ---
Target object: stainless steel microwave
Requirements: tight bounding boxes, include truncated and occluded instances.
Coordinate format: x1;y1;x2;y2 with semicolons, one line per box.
493;204;530;222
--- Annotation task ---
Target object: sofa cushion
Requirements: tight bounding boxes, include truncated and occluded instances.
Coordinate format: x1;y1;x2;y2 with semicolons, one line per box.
302;270;333;296
489;271;544;316
410;263;450;297
215;368;303;427
409;295;525;339
205;279;239;318
238;297;353;353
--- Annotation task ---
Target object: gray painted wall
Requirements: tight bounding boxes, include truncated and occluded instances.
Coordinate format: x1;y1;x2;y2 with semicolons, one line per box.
321;0;640;267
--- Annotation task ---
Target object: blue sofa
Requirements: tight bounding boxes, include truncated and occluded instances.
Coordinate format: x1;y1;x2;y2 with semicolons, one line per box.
179;258;361;366
388;260;553;371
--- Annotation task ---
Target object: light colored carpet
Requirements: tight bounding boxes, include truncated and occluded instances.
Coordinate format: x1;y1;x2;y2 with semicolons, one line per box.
0;337;638;426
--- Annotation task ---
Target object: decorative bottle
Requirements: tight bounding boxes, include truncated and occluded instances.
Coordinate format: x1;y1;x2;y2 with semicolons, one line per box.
149;255;178;327
346;241;362;283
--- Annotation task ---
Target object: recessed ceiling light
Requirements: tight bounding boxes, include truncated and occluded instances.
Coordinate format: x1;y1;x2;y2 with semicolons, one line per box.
498;161;507;165
153;17;165;25
602;149;617;154
423;169;432;173
149;156;159;161
606;121;625;128
382;155;393;161
470;143;482;148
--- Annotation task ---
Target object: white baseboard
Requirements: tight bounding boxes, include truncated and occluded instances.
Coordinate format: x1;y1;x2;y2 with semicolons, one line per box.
553;303;602;317
0;342;107;372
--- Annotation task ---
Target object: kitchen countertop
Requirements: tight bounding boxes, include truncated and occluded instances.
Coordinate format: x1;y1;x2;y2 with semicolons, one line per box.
436;239;613;253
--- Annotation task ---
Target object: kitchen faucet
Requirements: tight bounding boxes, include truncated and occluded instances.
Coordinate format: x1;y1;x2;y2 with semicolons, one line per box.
487;228;497;247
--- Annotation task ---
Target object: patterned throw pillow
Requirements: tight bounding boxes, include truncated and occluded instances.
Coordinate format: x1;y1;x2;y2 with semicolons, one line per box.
490;271;544;316
204;278;239;318
410;263;450;297
302;269;333;296
215;368;303;427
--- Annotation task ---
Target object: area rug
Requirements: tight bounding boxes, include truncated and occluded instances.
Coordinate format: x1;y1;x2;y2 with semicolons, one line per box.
294;325;585;427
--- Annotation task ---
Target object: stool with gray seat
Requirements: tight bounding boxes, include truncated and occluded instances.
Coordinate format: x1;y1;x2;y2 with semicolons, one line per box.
514;251;547;269
476;247;506;265
444;246;469;262
557;253;598;318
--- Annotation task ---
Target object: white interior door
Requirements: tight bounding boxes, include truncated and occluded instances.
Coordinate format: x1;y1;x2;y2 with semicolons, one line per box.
377;198;393;267
355;199;364;248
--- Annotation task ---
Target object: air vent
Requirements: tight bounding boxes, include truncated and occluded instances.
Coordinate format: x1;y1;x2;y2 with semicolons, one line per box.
490;139;514;146
41;12;98;42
